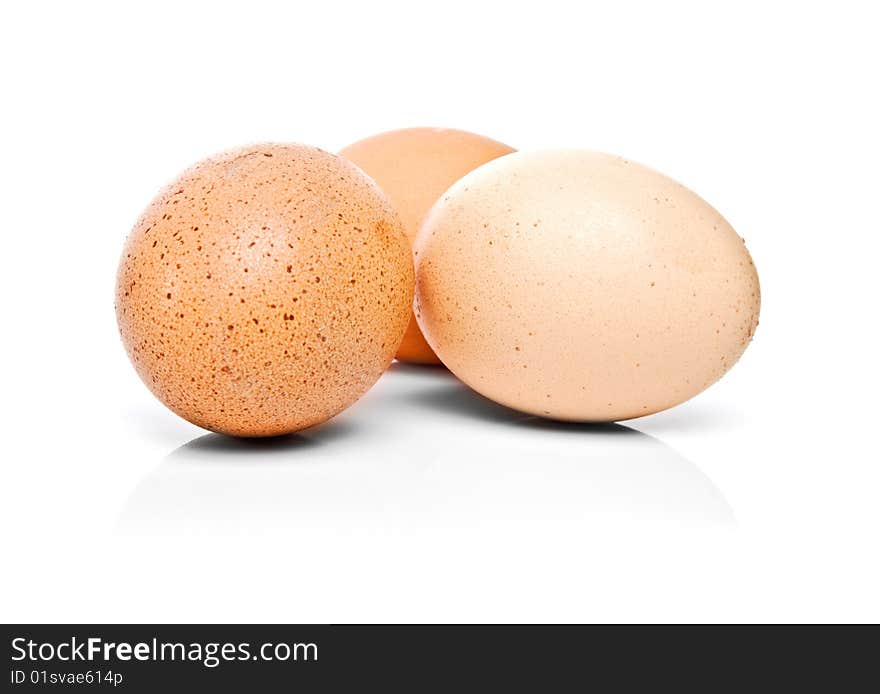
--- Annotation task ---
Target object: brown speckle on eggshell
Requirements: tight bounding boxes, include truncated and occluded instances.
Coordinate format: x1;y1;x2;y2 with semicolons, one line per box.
116;143;413;437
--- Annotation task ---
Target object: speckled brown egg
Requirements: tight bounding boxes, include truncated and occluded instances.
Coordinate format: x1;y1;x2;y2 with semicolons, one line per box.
116;143;413;437
340;128;515;365
414;150;760;421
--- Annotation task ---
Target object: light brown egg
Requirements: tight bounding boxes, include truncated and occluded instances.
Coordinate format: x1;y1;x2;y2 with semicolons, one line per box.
116;144;413;437
340;128;515;364
414;150;760;421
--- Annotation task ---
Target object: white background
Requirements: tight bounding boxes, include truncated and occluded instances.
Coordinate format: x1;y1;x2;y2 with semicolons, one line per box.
2;1;878;623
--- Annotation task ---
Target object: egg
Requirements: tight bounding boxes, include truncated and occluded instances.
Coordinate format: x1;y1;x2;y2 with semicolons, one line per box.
340;127;515;364
414;150;760;421
116;144;413;437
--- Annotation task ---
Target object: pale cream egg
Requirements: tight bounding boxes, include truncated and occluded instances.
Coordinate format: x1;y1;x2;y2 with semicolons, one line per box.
414;150;760;421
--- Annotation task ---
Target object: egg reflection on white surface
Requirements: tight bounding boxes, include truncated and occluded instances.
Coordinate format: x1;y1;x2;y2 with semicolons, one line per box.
116;369;733;536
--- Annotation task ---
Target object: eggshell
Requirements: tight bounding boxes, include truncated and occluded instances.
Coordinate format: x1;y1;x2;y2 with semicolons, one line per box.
340;128;515;364
414;150;760;421
116;144;413;437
